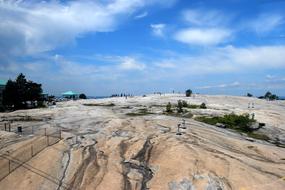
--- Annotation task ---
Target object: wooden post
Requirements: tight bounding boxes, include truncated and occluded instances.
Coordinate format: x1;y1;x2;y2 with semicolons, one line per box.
44;128;47;136
8;124;11;132
47;136;49;146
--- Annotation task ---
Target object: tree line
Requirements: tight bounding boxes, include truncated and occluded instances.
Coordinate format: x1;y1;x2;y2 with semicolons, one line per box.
3;73;43;110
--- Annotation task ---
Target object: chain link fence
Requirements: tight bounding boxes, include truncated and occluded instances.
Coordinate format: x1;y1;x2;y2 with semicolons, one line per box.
0;123;61;181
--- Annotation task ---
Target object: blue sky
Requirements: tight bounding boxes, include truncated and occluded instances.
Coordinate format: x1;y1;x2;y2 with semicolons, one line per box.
0;0;285;96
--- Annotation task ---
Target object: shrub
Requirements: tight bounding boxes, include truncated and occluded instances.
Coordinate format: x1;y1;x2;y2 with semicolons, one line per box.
247;93;253;97
182;100;188;107
166;102;172;113
79;93;87;99
177;100;183;113
185;89;192;97
200;103;207;109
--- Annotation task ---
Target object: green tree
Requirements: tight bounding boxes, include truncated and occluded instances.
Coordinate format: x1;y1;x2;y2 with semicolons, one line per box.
185;89;192;97
79;93;87;99
3;80;18;108
264;91;272;99
26;81;42;101
3;73;42;110
264;91;279;100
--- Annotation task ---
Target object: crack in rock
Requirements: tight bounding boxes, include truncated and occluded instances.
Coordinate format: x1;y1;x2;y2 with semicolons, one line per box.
121;138;154;190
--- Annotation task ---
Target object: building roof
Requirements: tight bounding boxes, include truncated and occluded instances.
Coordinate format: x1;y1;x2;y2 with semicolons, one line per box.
62;91;78;96
0;79;7;86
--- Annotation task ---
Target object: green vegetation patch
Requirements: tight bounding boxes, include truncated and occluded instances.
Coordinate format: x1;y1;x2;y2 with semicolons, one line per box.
187;104;200;109
247;133;270;141
126;108;153;116
83;103;115;107
195;113;256;132
195;113;272;142
179;100;207;109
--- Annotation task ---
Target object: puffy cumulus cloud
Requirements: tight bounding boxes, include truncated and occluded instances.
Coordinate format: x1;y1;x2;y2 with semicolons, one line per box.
174;28;232;46
150;24;166;37
0;0;176;56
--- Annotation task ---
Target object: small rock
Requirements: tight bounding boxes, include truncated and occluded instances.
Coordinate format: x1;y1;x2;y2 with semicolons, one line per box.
215;123;226;128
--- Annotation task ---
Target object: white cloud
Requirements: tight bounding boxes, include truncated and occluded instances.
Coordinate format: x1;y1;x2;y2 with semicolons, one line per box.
54;55;99;76
155;62;176;69
151;45;285;78
266;74;276;80
248;13;284;33
182;9;231;27
174;28;232;46
150;24;166;37
226;45;285;67
0;0;176;56
197;82;240;89
134;11;148;19
2;44;285;94
265;75;285;82
119;57;145;70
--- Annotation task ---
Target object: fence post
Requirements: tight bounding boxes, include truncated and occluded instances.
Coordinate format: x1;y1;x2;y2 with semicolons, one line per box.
47;136;49;146
44;128;47;136
31;145;33;157
59;129;62;139
8;124;11;132
8;159;11;173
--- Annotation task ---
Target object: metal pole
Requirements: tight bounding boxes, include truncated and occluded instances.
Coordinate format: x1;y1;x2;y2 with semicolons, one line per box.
9;160;11;173
31;145;33;157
